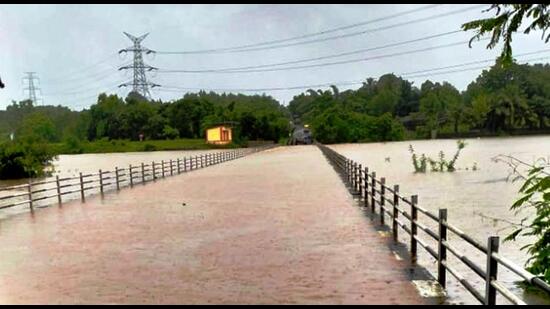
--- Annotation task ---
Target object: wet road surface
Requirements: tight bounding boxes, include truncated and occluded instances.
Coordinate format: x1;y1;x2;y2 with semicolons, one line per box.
0;146;430;304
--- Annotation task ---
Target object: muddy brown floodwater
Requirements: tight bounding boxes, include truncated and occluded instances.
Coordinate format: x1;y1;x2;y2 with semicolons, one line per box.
0;146;433;304
330;135;550;305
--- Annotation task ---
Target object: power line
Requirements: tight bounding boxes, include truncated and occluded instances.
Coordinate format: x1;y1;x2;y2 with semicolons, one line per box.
155;4;484;55
46;52;119;82
157;30;462;73
63;85;123;110
399;49;550;76
41;63;129;86
43;79;127;96
157;38;490;74
403;55;550;79
40;65;129;96
155;4;441;54
157;53;550;94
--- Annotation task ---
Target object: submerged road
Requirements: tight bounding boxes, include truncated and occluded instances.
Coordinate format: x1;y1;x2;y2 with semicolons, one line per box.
0;146;430;304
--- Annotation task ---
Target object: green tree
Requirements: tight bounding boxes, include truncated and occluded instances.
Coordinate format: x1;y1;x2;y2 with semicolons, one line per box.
462;4;550;66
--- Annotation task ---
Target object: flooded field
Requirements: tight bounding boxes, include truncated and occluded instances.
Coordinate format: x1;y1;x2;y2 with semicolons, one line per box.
330;135;550;305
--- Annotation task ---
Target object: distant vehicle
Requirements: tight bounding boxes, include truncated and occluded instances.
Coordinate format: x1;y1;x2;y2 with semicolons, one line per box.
289;127;313;145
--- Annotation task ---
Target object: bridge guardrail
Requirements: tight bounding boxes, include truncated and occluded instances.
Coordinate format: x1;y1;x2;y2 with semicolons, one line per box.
0;144;276;213
316;142;550;305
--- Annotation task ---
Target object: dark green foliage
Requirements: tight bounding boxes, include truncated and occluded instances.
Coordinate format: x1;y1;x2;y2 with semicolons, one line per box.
83;91;290;143
162;125;180;140
496;156;550;283
0;120;57;180
142;143;157;152
289;80;408;144
462;4;550;67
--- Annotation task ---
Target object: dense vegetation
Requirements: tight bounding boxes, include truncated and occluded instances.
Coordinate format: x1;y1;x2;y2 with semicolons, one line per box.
288;59;550;143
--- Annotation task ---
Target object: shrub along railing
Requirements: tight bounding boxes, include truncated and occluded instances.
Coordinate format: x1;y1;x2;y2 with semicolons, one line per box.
316;142;550;305
0;144;276;213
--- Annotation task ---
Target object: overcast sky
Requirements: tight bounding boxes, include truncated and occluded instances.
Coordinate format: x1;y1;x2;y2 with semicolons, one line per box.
1;4;549;111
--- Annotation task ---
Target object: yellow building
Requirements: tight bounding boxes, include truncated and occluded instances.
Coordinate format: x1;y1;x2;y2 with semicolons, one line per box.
206;125;232;145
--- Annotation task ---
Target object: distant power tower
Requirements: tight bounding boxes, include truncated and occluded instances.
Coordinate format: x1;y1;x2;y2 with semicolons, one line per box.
22;72;43;105
118;32;159;100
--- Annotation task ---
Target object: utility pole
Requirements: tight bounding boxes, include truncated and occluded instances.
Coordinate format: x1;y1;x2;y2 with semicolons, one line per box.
118;32;159;100
22;72;42;105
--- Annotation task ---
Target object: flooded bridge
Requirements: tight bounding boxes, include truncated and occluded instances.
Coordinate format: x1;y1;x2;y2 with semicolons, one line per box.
0;145;436;304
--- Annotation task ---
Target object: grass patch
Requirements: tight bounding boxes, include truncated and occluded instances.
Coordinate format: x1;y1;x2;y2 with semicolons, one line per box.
52;138;241;155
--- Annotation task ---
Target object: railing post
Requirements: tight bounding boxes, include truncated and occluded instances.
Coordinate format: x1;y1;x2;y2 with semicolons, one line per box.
410;195;418;264
485;236;500;305
184;157;187;172
353;162;358;190
170;159;174;176
353;163;361;193
142;163;145;183
348;160;352;183
115;167;120;191
380;177;386;225
177;158;181;174
364;167;369;208
371;172;376;213
99;169;104;195
129;164;133;187
393;185;399;242
438;208;448;289
358;164;363;197
79;172;85;202
152;161;156;180
162;160;165;178
56;175;62;204
28;179;33;210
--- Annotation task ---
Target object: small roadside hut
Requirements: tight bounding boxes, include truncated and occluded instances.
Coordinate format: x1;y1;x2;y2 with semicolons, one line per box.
205;123;234;145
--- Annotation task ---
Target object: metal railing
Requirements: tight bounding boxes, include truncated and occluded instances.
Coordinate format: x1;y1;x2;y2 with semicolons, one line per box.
316;142;550;305
0;144;276;213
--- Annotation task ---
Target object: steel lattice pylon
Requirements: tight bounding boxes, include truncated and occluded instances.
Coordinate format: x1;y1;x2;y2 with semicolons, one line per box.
118;32;159;100
22;72;42;105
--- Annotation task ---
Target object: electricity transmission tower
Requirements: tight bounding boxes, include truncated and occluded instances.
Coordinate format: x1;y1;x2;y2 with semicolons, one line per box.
118;32;159;100
22;72;43;105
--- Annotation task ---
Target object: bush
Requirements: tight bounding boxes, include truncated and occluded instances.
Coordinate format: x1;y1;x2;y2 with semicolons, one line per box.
162;125;180;140
0;140;56;179
63;136;84;154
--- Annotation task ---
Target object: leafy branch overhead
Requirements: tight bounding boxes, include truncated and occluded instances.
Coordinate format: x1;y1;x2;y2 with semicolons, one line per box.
493;154;550;283
462;4;550;67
